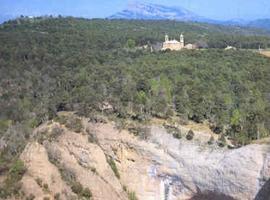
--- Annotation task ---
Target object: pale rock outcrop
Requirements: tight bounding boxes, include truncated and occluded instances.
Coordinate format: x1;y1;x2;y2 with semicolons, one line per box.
19;119;270;200
20;142;75;200
92;123;270;200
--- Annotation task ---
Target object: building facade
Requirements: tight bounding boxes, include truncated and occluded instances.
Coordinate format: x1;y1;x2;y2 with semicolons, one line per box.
162;34;185;51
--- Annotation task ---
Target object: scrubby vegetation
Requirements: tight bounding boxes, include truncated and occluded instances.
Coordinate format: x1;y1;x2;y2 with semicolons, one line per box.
186;130;195;140
107;157;120;179
128;191;139;200
0;159;26;198
54;114;82;133
123;185;138;200
71;181;92;199
163;124;182;139
0;17;269;178
218;134;227;147
46;149;93;200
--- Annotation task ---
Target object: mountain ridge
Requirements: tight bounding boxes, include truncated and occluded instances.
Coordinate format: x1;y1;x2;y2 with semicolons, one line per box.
109;2;210;22
109;2;270;30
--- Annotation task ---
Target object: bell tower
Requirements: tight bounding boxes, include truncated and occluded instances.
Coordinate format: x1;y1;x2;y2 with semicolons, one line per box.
165;34;169;42
180;33;184;48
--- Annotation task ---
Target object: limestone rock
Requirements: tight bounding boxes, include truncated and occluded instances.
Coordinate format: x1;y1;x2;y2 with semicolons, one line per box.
18;119;270;200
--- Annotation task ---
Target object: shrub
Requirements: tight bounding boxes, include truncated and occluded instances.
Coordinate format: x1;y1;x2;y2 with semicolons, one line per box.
107;158;120;179
186;130;195;140
54;193;60;200
173;132;182;139
0;159;26;198
54;115;68;125
123;185;127;192
65;117;82;133
211;125;223;135
49;126;63;140
87;130;98;144
43;183;49;192
82;188;92;198
36;126;63;144
1;123;31;160
8;159;26;181
0;120;11;136
35;177;43;187
128;124;150;140
55;115;82;133
71;181;83;195
88;114;107;124
128;191;138;200
71;181;92;199
207;136;215;145
164;124;182;139
90;167;96;174
218;134;227;147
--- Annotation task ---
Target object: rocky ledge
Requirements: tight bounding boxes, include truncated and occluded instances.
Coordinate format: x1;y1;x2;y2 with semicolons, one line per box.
18;114;270;200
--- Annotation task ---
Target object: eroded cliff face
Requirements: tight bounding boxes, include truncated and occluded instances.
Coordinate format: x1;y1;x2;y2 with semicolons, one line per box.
19;115;270;200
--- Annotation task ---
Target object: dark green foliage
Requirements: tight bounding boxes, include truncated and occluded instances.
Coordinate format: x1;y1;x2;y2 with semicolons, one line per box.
8;159;26;181
65;117;82;133
173;132;182;139
107;157;120;179
0;123;31;161
54;193;61;200
0;120;11;136
71;182;83;194
218;134;227;147
0;159;26;198
126;39;136;48
128;191;138;200
0;17;269;146
36;125;63;144
87;131;99;144
164;124;182;139
186;130;195;140
90;167;97;174
82;188;92;198
43;183;49;192
123;185;127;192
35;177;43;187
50;126;64;140
55;115;82;133
71;181;92;199
128;124;150;140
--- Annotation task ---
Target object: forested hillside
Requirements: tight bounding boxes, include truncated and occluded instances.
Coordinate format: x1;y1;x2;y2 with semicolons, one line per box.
0;17;270;150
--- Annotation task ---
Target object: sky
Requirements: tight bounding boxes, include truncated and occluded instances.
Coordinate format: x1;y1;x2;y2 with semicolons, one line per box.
1;0;270;21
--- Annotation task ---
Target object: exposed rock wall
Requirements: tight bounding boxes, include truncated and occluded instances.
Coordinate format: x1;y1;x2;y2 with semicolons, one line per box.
18;118;270;200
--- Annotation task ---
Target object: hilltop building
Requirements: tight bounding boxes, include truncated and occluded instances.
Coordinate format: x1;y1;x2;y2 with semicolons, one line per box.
162;34;185;51
162;34;198;51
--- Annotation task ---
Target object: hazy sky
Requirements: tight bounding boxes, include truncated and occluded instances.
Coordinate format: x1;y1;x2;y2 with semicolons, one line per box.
1;0;270;20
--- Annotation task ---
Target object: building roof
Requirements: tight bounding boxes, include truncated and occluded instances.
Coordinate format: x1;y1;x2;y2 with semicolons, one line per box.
164;40;180;44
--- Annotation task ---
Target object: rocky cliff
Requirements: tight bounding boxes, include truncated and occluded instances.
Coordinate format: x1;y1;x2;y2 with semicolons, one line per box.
16;113;270;200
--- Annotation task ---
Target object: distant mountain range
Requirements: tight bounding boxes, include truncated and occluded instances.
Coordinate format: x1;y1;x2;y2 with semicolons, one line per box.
247;19;270;30
109;2;211;22
109;2;270;31
1;2;270;31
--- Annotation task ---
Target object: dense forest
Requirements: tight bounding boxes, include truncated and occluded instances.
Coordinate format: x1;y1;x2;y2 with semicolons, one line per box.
0;17;270;157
